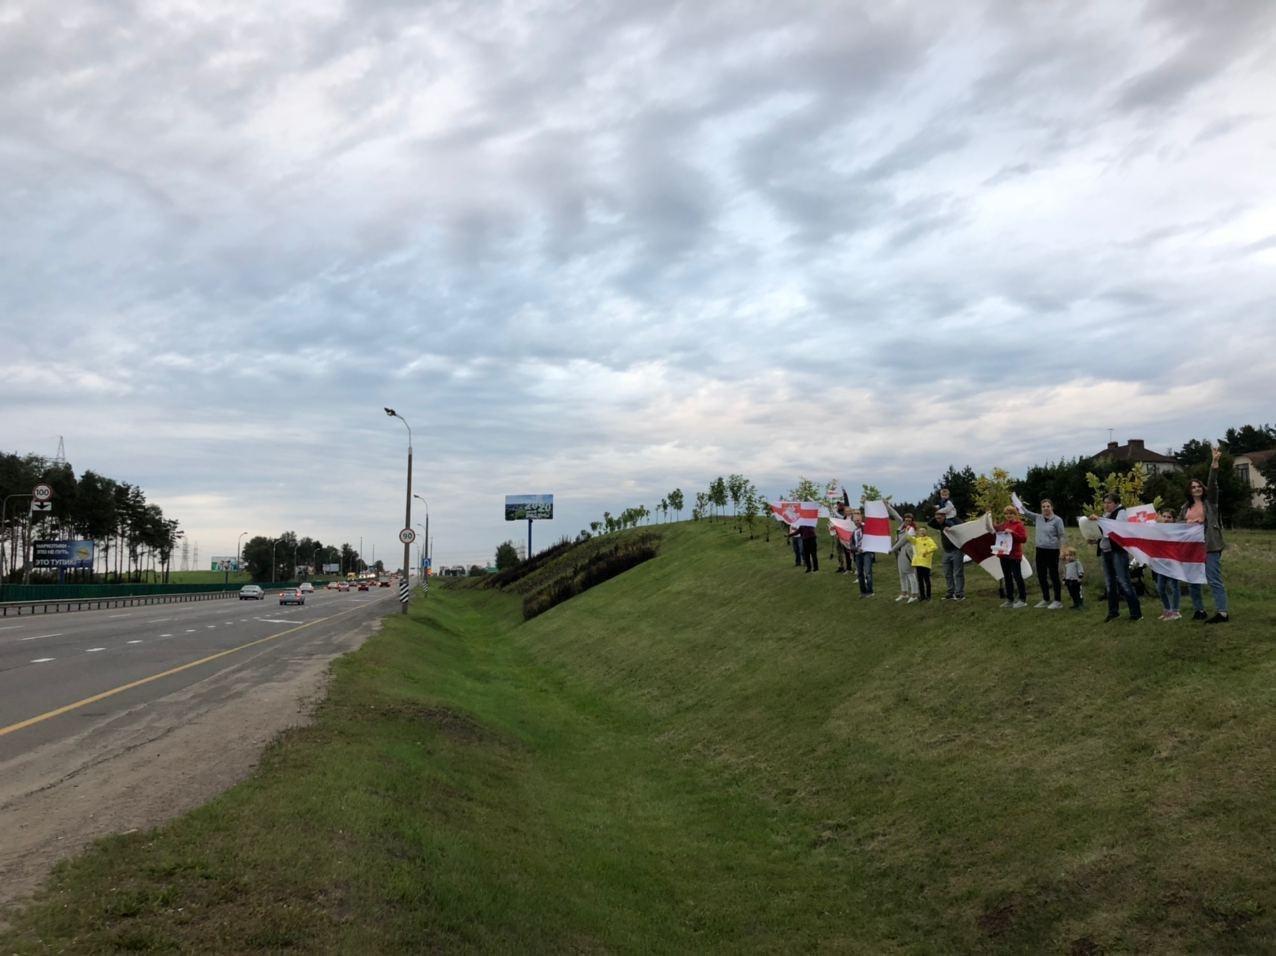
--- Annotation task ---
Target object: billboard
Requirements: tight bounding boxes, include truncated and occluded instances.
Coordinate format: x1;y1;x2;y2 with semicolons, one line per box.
505;494;554;521
323;563;340;573
33;540;95;569
210;556;243;572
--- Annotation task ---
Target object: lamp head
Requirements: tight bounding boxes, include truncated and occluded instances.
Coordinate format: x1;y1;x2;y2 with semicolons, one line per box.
384;407;396;417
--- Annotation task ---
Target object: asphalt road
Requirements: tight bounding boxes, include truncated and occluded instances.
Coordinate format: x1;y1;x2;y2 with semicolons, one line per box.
0;586;398;759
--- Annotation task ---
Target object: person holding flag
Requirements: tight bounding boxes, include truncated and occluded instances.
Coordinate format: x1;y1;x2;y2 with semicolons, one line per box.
1090;493;1143;623
1179;446;1230;624
927;506;965;600
993;506;1029;607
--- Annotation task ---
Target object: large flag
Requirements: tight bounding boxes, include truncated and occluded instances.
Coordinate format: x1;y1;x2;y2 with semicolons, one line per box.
943;513;1034;582
1098;519;1206;583
860;499;893;553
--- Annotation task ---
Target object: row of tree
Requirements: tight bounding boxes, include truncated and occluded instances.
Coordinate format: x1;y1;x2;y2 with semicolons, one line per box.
239;534;376;584
1;452;182;583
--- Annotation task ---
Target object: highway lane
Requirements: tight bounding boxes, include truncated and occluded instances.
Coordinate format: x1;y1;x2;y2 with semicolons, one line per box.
0;587;399;758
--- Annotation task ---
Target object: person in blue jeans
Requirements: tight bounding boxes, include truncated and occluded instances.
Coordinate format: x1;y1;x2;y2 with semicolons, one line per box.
850;511;875;596
1092;493;1142;622
1179;446;1230;623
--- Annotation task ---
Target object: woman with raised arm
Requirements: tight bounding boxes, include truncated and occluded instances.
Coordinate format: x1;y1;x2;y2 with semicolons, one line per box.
1179;446;1230;624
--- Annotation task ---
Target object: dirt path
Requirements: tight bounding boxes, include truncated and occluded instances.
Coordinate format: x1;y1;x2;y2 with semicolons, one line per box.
0;613;381;919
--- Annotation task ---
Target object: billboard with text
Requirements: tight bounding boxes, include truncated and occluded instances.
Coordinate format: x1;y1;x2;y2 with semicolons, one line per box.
210;556;242;572
33;540;95;569
505;494;554;521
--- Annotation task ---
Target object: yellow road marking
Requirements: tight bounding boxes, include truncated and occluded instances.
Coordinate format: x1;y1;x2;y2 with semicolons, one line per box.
0;603;371;738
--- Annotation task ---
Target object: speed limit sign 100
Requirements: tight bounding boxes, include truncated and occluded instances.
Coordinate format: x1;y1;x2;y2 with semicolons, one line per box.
33;483;54;502
398;527;416;544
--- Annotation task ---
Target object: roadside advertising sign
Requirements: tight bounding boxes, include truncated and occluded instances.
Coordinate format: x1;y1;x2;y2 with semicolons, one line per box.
504;494;554;521
210;556;243;572
322;563;340;573
33;540;95;569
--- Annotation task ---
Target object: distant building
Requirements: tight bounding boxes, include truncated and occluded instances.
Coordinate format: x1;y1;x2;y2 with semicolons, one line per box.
1093;438;1180;476
1233;448;1275;508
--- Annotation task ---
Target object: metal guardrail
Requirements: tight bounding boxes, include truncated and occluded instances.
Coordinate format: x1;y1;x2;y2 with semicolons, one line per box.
0;589;240;617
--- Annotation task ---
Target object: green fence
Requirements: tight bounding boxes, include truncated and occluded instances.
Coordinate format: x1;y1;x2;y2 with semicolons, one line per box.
0;581;308;603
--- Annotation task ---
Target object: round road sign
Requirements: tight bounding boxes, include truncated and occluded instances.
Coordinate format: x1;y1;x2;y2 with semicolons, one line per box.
33;483;54;502
398;527;416;544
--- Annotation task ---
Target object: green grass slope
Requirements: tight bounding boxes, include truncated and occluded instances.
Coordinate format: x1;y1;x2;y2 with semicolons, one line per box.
2;521;1273;952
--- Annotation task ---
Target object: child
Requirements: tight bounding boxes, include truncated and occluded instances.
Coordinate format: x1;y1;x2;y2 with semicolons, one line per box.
911;528;938;602
993;506;1028;608
1062;547;1085;610
1155;509;1182;621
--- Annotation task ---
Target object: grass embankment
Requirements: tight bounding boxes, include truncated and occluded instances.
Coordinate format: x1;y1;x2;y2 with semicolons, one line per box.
3;522;1274;951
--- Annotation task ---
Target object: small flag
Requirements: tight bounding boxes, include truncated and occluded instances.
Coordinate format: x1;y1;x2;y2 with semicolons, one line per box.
1010;492;1025;514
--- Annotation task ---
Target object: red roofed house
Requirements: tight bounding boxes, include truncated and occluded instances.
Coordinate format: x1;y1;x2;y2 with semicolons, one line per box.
1093;438;1180;477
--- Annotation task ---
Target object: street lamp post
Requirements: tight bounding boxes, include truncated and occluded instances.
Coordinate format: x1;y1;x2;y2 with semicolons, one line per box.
385;408;413;615
271;538;278;585
237;531;248;582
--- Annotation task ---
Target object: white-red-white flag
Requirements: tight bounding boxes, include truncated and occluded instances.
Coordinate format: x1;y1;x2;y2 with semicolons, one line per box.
1098;519;1205;584
860;499;893;554
943;513;1034;582
771;501;801;526
795;501;822;528
1010;492;1026;514
1124;504;1157;523
828;515;855;547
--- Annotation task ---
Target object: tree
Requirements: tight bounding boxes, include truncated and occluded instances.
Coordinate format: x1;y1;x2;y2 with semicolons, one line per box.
742;483;760;538
668;488;684;521
971;468;1017;518
693;491;708;520
1223;423;1276;455
860;484;883;502
709;477;728;519
726;475;747;516
786;477;822;502
1084;463;1158;514
658;498;668;523
494;541;520;570
589;521;601;536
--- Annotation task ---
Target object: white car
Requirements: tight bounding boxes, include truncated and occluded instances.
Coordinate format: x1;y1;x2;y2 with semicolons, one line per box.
239;585;265;600
299;582;315;594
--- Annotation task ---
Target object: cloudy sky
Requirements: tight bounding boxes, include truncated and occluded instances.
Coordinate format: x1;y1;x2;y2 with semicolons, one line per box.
3;0;1274;568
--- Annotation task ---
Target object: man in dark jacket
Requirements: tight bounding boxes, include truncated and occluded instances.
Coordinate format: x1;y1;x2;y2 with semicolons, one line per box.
928;508;964;599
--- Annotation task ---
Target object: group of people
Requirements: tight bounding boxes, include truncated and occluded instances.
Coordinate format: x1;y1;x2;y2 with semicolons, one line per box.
783;450;1232;624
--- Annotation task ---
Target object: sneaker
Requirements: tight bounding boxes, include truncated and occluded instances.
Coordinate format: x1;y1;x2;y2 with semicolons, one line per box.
1167;611;1182;620
1000;600;1013;608
1130;615;1142;623
955;595;966;601
1048;601;1063;610
943;594;954;600
866;592;875;598
894;595;905;602
906;596;918;604
1192;610;1207;621
1070;605;1083;611
1012;601;1028;609
1104;613;1120;622
1205;613;1230;624
1033;600;1048;608
1157;611;1170;621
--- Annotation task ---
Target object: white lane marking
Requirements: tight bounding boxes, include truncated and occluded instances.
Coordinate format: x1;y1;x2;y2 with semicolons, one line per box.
0;624;24;631
206;625;217;629
185;629;196;633
257;618;298;624
107;614;130;619
160;633;173;638
127;640;143;644
86;647;106;653
21;633;64;642
30;657;55;663
144;618;174;624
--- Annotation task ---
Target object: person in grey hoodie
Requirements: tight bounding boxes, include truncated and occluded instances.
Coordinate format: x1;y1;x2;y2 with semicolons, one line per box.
1020;498;1066;608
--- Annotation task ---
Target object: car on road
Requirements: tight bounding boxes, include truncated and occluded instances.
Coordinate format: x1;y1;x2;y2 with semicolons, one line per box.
298;582;315;594
325;581;340;590
357;582;370;592
337;582;350;592
279;589;305;606
239;585;265;600
379;579;391;587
